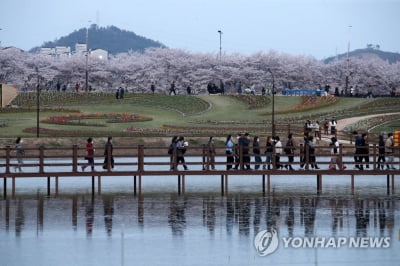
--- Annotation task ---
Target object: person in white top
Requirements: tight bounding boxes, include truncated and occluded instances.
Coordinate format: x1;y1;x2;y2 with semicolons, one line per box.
328;137;346;170
274;136;283;169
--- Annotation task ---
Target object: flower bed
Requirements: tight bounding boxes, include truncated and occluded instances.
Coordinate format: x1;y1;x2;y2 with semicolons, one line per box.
228;95;270;109
276;96;340;114
42;113;152;126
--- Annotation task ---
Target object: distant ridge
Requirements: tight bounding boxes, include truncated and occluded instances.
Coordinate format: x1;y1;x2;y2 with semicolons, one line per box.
324;48;400;64
30;25;166;54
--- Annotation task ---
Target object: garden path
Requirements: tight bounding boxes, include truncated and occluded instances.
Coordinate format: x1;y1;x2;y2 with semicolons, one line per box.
336;112;400;131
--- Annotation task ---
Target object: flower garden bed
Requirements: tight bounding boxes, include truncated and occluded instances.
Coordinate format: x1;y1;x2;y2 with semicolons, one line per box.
273;96;340;114
228;95;270;109
42;113;152;127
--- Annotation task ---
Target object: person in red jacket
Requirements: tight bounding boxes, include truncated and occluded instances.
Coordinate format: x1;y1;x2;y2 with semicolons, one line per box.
82;137;95;171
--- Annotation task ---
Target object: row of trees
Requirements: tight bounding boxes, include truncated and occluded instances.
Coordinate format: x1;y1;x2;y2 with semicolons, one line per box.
1;47;399;95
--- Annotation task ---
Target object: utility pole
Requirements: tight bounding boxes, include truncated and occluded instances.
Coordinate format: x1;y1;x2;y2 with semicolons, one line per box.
85;21;91;91
218;30;222;64
35;66;40;137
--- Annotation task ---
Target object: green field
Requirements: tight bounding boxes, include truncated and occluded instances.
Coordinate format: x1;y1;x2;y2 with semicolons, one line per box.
1;92;399;138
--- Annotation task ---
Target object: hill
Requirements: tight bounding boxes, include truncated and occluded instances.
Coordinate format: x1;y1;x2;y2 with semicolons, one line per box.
30;25;166;54
324;47;400;64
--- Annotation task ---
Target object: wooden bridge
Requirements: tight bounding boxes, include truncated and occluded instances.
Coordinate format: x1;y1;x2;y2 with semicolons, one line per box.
1;143;398;198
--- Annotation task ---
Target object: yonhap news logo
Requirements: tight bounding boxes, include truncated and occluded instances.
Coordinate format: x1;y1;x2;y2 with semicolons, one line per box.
254;229;279;256
254;229;391;257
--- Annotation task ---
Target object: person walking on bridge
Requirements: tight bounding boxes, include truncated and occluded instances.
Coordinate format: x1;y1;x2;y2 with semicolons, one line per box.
103;136;114;170
385;133;396;170
82;137;95;172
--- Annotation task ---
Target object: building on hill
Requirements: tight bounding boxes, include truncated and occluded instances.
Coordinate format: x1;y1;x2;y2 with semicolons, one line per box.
90;49;108;60
75;43;87;56
39;46;71;58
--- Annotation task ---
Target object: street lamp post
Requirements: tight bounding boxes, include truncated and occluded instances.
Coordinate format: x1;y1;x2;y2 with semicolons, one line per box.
217;30;222;64
35;66;40;137
268;68;276;137
85;22;91;92
345;25;352;95
0;28;2;47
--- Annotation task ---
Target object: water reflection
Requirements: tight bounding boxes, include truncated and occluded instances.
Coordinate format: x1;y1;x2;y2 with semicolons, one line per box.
2;193;397;239
1;193;399;265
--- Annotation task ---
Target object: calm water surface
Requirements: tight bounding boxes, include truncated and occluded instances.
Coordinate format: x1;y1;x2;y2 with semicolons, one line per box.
1;158;399;266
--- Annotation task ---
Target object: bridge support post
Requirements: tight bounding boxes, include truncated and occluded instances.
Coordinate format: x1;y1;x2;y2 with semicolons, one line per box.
317;174;322;194
178;175;181;195
138;175;142;195
97;176;101;195
133;175;137;196
392;174;395;194
91;176;95;197
262;175;265;194
12;177;15;198
55;176;59;196
182;175;185;195
220;175;228;196
387;174;390;195
3;177;7;199
47;176;50;196
225;175;228;195
221;175;224;196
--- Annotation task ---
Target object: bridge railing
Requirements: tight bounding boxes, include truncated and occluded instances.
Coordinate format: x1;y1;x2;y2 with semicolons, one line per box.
0;143;399;175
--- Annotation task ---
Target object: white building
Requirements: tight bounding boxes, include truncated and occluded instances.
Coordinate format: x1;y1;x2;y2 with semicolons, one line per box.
90;49;108;60
75;43;87;55
39;47;55;56
55;46;71;58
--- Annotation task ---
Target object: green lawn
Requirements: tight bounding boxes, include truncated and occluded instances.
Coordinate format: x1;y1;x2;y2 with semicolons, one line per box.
1;93;399;137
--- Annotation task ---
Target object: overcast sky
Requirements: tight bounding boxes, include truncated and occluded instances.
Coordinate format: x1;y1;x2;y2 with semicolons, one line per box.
1;0;398;59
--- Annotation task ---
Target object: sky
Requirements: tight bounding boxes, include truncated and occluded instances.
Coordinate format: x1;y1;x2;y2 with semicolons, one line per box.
0;0;399;59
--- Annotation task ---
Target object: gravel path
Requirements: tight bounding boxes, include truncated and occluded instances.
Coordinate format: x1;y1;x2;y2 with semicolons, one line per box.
336;113;400;131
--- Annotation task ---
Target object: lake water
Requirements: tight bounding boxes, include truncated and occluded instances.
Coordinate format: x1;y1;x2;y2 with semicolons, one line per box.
1;157;399;266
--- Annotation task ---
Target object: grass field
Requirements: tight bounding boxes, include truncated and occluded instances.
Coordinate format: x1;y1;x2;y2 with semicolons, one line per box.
1;92;399;138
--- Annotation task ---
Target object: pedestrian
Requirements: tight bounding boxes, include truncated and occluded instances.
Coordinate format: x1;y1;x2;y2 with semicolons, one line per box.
168;136;178;170
120;87;125;99
385;133;396;170
304;120;312;135
358;133;370;170
263;136;273;170
305;136;319;169
233;133;241;170
225;135;235;170
253;136;261;170
299;132;309;170
176;136;188;170
170;81;176;95
284;133;295;170
377;133;386;170
207;136;216;170
14;137;25;172
103;136;114;170
274;136;283;170
314;121;321;140
239;133;251;170
82;137;95;171
330;118;337;135
323;119;329;135
328;137;346;170
151;82;156;93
